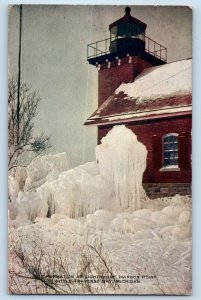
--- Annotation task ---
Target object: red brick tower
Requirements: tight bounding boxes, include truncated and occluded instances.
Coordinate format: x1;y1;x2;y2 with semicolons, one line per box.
87;6;167;106
85;7;192;198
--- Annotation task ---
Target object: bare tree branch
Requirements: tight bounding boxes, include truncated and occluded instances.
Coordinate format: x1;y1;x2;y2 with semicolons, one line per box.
8;77;51;170
9;236;119;294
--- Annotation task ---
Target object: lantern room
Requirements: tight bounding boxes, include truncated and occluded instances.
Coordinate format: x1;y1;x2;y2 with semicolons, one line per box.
109;7;147;54
87;6;167;66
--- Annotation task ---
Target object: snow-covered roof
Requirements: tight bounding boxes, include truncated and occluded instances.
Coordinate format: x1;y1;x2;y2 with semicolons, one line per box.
85;59;192;126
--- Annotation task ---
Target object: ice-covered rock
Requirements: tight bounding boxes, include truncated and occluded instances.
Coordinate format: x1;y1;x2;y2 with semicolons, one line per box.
171;225;191;241
179;211;191;225
132;208;153;219
34;217;54;229
123;218;156;234
132;229;154;240
87;231;113;245
85;210;113;232
54;218;84;235
8;175;20;203
8;167;27;201
170;194;191;206
24;152;71;191
110;212;156;234
9;219;33;229
159;226;175;240
50;213;69;225
150;211;175;226
14;166;27;190
15;191;48;222
162;205;185;218
110;216;129;234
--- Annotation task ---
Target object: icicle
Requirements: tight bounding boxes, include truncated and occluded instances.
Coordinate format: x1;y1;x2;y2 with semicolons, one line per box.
96;125;147;211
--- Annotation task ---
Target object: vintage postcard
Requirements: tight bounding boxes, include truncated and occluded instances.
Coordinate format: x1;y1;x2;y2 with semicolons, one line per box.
8;5;192;295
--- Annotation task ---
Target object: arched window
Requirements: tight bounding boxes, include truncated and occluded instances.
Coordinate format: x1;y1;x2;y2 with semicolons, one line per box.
163;133;178;167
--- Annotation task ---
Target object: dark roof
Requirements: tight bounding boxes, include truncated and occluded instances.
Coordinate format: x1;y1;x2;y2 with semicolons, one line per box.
84;94;191;126
109;7;147;32
85;59;192;126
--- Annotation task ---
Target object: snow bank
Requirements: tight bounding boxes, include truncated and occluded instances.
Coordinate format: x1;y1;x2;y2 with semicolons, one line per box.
96;125;147;210
115;59;192;103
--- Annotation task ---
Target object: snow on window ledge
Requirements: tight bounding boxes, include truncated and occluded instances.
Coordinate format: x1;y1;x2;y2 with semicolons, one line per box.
159;166;180;172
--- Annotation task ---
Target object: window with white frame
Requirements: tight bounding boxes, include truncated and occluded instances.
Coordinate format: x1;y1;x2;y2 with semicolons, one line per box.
163;133;178;167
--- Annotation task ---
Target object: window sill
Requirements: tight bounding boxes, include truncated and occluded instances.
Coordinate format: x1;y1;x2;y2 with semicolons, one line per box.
159;166;180;172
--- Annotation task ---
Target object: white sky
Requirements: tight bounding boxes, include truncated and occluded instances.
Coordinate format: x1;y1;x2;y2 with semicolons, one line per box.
8;5;192;166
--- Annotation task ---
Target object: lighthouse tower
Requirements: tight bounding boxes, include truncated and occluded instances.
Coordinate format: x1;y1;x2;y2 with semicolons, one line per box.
85;7;192;198
87;7;167;106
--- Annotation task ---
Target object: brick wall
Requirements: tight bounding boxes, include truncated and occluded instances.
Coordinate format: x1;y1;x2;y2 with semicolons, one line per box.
97;55;192;197
98;115;192;188
143;183;191;198
98;56;152;105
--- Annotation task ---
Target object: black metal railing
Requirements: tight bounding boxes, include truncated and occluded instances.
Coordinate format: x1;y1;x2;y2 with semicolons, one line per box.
87;34;167;62
144;35;167;62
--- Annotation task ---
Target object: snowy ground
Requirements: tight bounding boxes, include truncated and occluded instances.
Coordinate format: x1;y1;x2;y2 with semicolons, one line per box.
8;126;192;295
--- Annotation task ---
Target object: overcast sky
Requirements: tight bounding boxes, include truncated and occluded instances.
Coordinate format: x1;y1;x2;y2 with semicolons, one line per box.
8;5;192;167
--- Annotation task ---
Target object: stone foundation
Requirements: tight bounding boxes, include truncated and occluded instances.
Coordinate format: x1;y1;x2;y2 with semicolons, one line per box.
143;183;191;199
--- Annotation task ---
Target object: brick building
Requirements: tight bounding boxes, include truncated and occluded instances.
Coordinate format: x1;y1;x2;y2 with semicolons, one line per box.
85;7;192;198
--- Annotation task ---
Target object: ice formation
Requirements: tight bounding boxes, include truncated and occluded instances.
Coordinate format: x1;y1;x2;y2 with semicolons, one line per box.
9;125;147;221
36;162;111;218
9;194;192;295
9;162;111;220
96;125;147;210
16;192;48;222
8;126;192;295
24;152;71;191
8;166;27;202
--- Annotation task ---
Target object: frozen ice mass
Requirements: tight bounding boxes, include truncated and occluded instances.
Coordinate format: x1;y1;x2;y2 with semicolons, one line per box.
8;125;192;295
9;126;147;220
